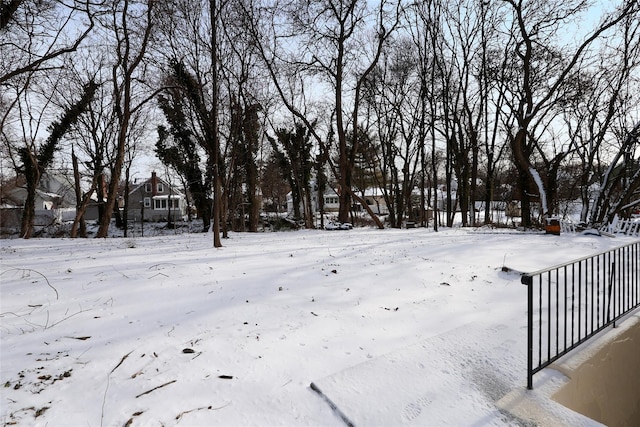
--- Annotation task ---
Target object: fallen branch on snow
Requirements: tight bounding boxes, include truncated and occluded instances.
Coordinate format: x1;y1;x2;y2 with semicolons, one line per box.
175;402;231;422
101;351;133;427
136;380;177;398
1;268;59;300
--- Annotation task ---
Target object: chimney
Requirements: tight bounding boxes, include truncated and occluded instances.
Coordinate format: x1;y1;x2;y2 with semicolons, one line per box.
151;172;157;196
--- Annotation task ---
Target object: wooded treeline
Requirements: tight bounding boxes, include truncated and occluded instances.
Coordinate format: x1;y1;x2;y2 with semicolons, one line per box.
1;0;639;240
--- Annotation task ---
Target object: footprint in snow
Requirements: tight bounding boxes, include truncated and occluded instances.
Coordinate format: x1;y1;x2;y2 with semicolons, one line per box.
401;395;433;422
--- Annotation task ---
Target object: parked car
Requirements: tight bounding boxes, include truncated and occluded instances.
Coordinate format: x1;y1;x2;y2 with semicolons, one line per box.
324;221;353;230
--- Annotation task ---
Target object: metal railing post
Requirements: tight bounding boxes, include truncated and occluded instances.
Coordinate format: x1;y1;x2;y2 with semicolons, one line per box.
522;273;534;390
607;262;615;326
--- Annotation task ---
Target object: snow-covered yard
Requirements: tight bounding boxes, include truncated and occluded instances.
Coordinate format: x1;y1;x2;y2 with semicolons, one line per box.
0;228;636;426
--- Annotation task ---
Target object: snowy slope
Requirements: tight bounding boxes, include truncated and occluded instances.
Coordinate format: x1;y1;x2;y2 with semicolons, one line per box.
0;228;635;426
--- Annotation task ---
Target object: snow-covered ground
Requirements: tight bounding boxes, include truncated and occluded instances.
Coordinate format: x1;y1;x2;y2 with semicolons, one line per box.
0;227;636;426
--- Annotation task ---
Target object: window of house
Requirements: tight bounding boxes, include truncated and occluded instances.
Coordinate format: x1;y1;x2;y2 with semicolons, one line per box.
144;197;151;208
326;197;338;204
154;199;167;210
145;183;151;192
157;183;164;193
168;199;180;209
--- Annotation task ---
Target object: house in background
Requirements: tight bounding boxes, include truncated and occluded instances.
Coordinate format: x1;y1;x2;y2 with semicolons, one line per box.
286;186;386;216
1;172;77;211
286;186;342;216
0;172;79;228
127;172;187;222
358;188;389;215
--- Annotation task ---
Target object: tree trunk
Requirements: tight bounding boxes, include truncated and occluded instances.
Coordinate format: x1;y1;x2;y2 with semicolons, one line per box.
71;149;88;238
517;168;532;228
98;127;127;237
470;133;479;227
511;128;536;227
20;175;37;239
211;0;222;247
484;169;494;225
123;166;130;236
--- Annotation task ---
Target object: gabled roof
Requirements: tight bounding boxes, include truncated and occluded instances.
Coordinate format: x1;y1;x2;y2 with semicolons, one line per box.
128;174;185;197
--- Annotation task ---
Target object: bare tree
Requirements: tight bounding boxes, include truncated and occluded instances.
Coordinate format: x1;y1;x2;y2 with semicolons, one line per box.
561;13;640;225
218;3;267;232
592;120;640;222
1;2;96;234
406;0;449;230
438;1;485;227
479;4;513;225
15;77;96;238
0;0;94;85
502;0;638;227
241;0;401;228
62;59;118;237
96;0;156;238
210;0;223;246
361;37;421;228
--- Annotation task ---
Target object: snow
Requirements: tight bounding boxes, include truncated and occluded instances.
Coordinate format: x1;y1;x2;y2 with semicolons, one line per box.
0;228;636;426
529;167;548;216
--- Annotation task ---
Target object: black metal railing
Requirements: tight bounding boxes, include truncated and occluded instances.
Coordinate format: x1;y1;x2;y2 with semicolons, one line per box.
522;241;640;389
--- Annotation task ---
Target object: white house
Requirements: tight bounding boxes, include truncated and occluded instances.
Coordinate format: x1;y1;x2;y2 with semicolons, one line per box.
286;186;390;216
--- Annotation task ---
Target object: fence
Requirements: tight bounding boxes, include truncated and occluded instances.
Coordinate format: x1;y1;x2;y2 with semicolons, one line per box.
522;241;640;389
600;215;640;237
